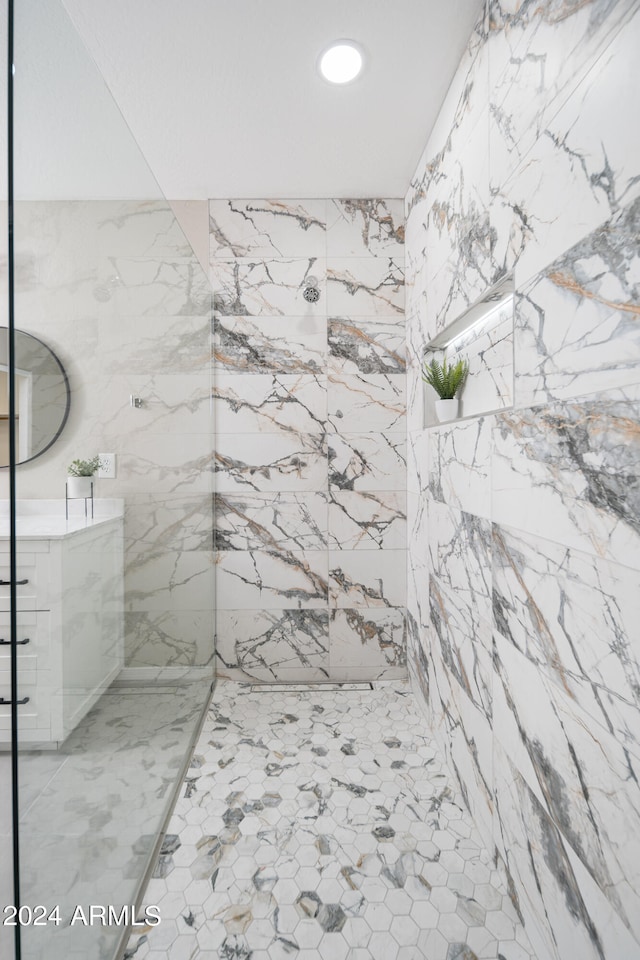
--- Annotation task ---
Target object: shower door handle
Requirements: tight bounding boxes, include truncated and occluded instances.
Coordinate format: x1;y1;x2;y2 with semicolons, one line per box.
0;697;30;705
0;579;29;585
0;638;30;645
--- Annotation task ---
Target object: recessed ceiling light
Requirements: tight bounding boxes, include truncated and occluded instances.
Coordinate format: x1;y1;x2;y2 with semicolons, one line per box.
319;41;364;84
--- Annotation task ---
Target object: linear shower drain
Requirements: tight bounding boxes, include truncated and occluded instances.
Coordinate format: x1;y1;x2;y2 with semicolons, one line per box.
248;681;374;693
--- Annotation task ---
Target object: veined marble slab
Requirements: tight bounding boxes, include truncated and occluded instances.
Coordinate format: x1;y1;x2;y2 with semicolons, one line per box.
328;317;406;375
515;197;640;405
211;257;326;316
214;491;327;551
329;490;406;551
213;373;327;436
493;523;640;761
428;416;492;520
492;397;640;565
328;372;405;433
327;257;405;316
326;199;404;257
209;199;327;258
213;314;327;375
328;432;406;491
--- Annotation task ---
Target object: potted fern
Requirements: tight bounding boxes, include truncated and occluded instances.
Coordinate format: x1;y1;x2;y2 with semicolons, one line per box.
67;456;103;499
422;356;469;422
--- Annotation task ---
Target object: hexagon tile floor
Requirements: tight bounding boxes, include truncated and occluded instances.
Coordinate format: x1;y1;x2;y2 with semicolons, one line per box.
125;680;535;960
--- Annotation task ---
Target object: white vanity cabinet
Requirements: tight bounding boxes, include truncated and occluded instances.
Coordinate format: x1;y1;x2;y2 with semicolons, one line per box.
0;504;124;746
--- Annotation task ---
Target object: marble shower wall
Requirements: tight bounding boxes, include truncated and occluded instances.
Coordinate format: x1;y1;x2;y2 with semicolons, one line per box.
210;199;407;682
405;3;640;960
2;200;214;669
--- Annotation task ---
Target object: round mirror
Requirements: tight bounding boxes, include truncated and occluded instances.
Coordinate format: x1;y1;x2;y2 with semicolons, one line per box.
0;327;71;466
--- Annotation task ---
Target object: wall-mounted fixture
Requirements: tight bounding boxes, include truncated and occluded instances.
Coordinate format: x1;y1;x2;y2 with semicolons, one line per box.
318;41;364;84
302;275;321;303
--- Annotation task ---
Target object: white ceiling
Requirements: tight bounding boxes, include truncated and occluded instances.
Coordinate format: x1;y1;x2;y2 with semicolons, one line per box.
60;0;483;200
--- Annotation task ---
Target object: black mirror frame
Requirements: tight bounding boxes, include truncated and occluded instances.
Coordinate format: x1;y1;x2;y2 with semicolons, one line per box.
0;326;71;467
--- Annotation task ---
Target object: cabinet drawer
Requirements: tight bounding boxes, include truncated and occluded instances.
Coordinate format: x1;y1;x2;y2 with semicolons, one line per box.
0;611;51;672
0;562;38;610
0;674;52;735
0;547;52;611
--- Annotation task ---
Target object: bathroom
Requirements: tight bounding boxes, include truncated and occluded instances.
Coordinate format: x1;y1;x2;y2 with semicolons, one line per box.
0;0;638;958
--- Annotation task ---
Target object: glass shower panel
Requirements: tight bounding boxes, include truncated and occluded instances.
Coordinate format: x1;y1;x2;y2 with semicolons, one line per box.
3;1;215;957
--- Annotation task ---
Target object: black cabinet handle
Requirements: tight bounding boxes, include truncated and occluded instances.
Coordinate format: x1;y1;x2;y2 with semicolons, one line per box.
0;579;29;585
0;638;30;645
0;697;30;705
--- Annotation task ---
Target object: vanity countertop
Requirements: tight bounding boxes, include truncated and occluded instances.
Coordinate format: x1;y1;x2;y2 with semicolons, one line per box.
0;499;124;540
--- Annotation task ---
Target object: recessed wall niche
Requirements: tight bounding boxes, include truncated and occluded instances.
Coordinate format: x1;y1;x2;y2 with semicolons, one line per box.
422;275;514;428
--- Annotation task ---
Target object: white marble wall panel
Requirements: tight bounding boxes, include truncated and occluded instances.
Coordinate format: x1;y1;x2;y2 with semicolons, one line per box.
214;491;327;551
492;742;602;960
488;0;639;187
328;317;406;375
416;111;491;288
428;417;492;519
492;397;640;566
328;433;406;492
427;505;493;717
328;490;406;550
214;433;327;493
98;315;210;376
405;2;640;956
209;199;327;258
429;572;493;721
216;550;328;610
407;428;428;496
407;493;429;636
514;198;640;406
96;200;202;259
213;373;327;436
406;9;488;214
445;680;494;847
125;550;213;613
491;6;640;287
88;373;211;441
329;550;406;609
328;372;405;433
424;227;499;339
215;609;330;682
211;257;326;316
327;258;405;316
211;198;406;681
329;608;407;673
123;496;214;665
213;315;327;375
493;633;640;947
111;258;211;317
326;199;405;257
493;524;640;761
6;200;215;670
104;432;214;495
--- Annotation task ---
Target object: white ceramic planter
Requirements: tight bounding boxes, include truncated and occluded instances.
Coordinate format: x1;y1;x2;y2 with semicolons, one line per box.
435;398;459;423
66;476;94;499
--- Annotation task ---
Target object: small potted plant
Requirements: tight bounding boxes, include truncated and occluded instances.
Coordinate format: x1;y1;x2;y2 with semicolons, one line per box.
67;456;103;499
422;356;469;422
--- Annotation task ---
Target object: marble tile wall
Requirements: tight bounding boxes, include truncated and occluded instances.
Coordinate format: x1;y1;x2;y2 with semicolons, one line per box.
210;199;407;682
2;200;214;670
405;2;640;959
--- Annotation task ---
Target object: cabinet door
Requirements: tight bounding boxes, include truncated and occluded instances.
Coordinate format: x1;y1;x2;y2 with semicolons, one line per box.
0;611;53;742
0;546;52;612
